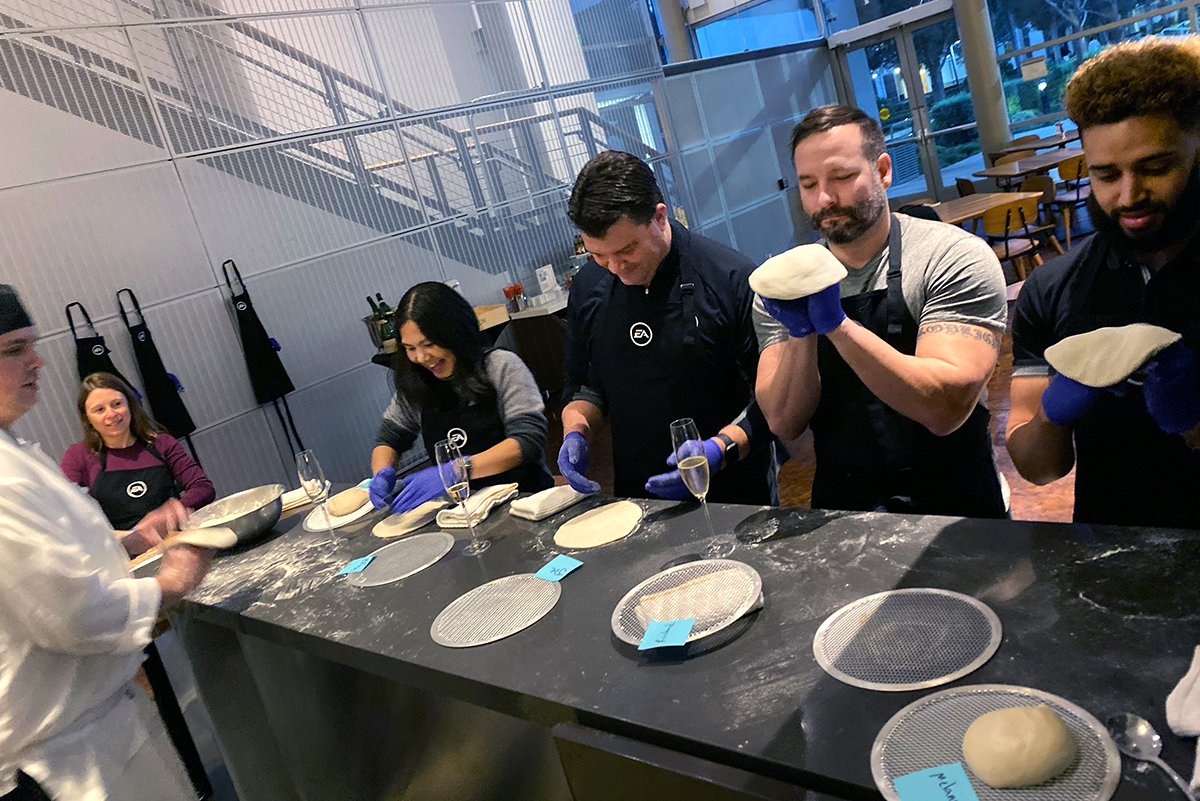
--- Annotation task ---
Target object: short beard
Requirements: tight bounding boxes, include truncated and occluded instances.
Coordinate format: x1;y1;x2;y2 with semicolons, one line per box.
808;182;889;245
1088;166;1200;254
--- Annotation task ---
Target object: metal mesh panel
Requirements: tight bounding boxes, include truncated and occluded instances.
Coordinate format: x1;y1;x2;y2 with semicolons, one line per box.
348;531;454;587
432;574;561;648
872;685;1120;801
814;589;1002;691
611;560;762;646
0;0;119;29
138;0;356;21
568;0;659;82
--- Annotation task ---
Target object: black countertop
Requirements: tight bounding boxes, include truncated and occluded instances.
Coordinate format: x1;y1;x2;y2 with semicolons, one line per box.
184;496;1200;800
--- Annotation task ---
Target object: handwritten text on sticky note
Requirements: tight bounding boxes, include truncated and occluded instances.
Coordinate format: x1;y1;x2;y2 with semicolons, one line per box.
338;556;375;575
892;763;980;801
638;618;695;650
535;554;583;582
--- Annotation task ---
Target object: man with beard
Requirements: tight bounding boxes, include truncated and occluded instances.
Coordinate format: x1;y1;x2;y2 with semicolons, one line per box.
755;105;1009;516
559;151;774;505
1007;37;1200;527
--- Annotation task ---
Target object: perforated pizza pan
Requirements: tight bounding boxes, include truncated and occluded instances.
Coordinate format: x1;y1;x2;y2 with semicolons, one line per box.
347;531;454;588
431;574;561;648
610;559;763;646
813;588;1002;691
871;684;1120;801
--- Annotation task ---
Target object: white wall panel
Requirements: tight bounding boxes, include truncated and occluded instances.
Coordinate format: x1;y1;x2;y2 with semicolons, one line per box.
189;408;292;497
0;161;212;331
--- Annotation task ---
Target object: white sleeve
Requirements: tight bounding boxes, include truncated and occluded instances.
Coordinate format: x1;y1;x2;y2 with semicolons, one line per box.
0;476;160;656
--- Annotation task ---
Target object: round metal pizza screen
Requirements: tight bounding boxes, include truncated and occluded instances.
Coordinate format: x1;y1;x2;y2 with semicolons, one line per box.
432;574;561;648
610;559;762;646
347;532;454;588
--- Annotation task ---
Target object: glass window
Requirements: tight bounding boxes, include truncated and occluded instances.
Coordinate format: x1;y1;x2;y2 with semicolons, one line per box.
694;0;821;59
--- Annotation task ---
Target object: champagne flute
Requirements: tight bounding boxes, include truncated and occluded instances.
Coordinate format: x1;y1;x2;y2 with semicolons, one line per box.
435;439;488;556
296;449;335;540
670;418;735;558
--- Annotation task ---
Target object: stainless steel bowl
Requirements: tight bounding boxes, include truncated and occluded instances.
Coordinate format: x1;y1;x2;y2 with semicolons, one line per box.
186;484;285;547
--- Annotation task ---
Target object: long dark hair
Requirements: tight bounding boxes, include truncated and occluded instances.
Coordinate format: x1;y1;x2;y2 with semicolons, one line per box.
78;372;164;453
392;282;495;411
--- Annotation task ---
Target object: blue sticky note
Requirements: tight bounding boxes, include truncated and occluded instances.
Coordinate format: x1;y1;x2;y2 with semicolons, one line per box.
892;763;980;801
338;556;375;575
535;554;583;582
638;618;695;650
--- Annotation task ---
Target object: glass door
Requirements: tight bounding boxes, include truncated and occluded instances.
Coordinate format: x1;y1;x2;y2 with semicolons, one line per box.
830;6;974;202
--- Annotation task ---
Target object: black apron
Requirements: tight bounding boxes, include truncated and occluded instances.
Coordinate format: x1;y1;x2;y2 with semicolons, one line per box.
1060;244;1200;527
66;302;135;388
117;289;200;464
419;371;553;493
809;216;1006;518
223;259;305;456
88;442;178;530
588;250;772;504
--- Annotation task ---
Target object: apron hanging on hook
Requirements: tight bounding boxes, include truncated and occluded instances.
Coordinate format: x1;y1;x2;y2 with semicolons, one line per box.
116;289;202;466
222;259;305;457
66;301;137;392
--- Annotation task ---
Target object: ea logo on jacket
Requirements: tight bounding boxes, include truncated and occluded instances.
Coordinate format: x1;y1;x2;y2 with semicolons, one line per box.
447;427;468;449
126;481;148;498
630;322;653;347
91;344;105;356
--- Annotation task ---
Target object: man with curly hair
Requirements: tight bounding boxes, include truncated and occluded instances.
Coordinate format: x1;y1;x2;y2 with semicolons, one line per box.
1007;36;1200;526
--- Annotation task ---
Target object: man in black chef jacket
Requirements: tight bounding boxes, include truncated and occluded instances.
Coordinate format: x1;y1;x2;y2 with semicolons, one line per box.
558;151;773;504
1007;37;1200;527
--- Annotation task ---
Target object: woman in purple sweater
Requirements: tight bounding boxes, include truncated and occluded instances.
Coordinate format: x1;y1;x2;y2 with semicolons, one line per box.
60;373;215;533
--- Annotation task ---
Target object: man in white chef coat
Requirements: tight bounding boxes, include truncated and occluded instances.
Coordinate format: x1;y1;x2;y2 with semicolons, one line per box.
0;284;211;801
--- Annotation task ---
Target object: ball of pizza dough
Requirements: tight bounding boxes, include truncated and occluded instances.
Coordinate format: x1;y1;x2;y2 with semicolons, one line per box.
327;487;369;517
962;704;1076;788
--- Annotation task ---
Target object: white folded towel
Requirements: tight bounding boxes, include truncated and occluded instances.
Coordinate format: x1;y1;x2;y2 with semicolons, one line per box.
1166;644;1200;791
436;483;518;528
510;485;591;521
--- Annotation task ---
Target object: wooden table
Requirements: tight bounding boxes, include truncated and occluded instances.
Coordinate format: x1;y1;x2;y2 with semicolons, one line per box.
986;129;1079;161
931;191;1044;225
974;147;1084;181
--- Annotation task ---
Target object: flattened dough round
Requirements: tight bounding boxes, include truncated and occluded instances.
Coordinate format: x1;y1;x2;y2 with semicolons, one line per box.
554;501;642;549
962;704;1076;788
749;244;848;300
373;499;447;539
1045;323;1180;387
328;487;370;517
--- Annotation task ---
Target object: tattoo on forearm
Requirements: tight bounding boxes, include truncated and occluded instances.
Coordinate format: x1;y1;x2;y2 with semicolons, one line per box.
918;322;1001;349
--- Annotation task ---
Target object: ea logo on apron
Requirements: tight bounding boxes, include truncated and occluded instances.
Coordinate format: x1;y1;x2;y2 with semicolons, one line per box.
447;427;468;449
126;481;148;498
236;301;248;311
137;332;147;342
629;322;653;347
91;344;105;356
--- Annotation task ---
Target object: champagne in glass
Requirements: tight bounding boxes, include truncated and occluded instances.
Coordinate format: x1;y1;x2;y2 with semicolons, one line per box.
435;439;488;556
670;418;735;558
296;449;335;540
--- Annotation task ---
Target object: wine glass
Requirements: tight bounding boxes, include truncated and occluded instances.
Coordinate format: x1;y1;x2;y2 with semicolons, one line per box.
435;439;488;556
296;449;335;540
670;418;735;558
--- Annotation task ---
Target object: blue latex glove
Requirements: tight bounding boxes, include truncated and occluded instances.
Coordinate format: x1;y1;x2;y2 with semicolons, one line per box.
368;465;397;509
1041;373;1100;427
557;431;601;494
645;437;724;501
1144;341;1200;434
806;283;847;335
760;296;814;339
392;464;446;513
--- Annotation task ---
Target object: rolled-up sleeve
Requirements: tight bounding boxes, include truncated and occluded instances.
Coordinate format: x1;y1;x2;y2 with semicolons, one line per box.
0;477;160;656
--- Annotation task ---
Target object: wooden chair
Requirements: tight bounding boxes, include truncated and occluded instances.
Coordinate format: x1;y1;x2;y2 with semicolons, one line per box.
1018;176;1065;256
987;134;1039;165
1051;154;1091;248
994;151;1035;189
956;177;977;197
982;196;1044;280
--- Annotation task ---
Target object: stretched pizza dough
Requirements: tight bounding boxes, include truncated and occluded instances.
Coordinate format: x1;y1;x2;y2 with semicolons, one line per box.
962;704;1076;787
1045;324;1180;387
635;568;753;628
373;500;447;539
749;244;848;300
328;487;370;517
554;501;642;549
170;527;239;550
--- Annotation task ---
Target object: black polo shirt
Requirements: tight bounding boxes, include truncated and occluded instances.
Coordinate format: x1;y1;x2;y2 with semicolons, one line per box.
1012;231;1200;527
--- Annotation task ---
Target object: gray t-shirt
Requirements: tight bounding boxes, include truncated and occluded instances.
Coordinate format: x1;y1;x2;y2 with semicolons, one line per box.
752;215;1008;350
